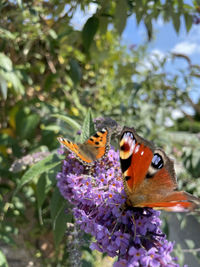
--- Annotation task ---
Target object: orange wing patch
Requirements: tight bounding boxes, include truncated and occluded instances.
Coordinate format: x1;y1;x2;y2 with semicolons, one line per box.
57;128;110;166
127;145;153;192
120;130;153;193
136;191;199;212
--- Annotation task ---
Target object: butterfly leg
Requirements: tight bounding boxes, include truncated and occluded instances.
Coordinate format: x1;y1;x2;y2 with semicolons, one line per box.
130;214;136;241
110;219;120;237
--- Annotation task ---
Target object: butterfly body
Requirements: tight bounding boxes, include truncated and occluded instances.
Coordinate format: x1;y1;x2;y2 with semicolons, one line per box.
120;127;200;212
58;128;110;166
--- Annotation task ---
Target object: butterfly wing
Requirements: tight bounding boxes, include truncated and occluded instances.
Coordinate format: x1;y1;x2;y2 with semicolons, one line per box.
120;127;200;212
134;191;200;212
58;128;110;165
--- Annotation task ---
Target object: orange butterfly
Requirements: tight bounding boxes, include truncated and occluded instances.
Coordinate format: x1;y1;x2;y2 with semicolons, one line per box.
120;127;200;212
57;128;110;166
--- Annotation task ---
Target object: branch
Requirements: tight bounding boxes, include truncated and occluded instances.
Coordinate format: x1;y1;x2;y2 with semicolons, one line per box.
182;247;200;253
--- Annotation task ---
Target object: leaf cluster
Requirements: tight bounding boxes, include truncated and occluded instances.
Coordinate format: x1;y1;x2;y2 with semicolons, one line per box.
1;0;200;266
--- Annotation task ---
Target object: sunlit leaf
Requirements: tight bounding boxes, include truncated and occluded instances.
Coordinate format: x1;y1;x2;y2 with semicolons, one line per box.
52;114;81;130
0;250;8;267
17;0;23;8
14;153;63;195
185;239;195;249
49;29;57;39
0;74;7;100
0;53;12;71
79;108;95;143
0;27;15;40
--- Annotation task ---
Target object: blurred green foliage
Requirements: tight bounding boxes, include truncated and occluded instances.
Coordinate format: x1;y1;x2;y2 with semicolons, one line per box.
1;0;200;266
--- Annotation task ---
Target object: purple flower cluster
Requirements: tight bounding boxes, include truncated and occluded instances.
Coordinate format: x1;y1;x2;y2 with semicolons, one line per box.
57;147;179;267
10;151;50;173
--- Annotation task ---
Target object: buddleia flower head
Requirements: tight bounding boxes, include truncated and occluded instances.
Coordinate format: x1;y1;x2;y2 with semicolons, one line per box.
57;147;179;267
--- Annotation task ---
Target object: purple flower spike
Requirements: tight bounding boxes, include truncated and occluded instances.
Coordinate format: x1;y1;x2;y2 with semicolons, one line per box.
56;147;179;266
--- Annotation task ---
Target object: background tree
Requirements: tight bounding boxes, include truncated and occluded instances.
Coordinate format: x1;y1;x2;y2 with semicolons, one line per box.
0;0;200;266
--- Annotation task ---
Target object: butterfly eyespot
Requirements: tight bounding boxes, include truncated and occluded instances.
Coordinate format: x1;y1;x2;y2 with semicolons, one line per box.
151;153;164;169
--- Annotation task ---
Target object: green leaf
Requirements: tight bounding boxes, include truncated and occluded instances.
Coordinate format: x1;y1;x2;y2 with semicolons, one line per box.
114;0;127;35
177;0;183;10
0;53;24;95
17;0;23;8
191;149;200;177
173;244;184;266
99;16;109;34
184;13;193;32
36;172;52;225
50;187;65;219
53;203;69;247
51;114;81;130
69;58;82;85
0;250;8;267
172;12;181;33
49;29;57;39
0;74;7;100
36;172;49;208
135;11;143;25
0;53;12;72
50;188;72;247
135;0;143;24
144;18;153;41
0;27;15;40
16;113;40;139
82;16;99;52
185;239;195;249
41;124;61;132
6;72;24;95
14;153;62;196
79;108;95;143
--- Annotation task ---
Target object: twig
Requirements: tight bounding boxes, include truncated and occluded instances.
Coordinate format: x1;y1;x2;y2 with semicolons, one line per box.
182;248;200;253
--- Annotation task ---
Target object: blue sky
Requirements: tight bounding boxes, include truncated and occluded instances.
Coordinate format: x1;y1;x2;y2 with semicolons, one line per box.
123;14;200;106
123;14;200;66
70;3;200;109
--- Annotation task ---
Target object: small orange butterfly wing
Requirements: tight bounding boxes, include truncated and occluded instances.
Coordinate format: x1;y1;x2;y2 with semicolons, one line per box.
58;128;110;165
120;127;200;212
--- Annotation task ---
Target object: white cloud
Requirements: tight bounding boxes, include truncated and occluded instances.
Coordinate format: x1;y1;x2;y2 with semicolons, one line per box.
88;3;98;14
164;110;184;127
136;49;166;72
150;49;165;61
172;24;200;57
172;41;200;55
171;109;183;119
70;3;98;30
